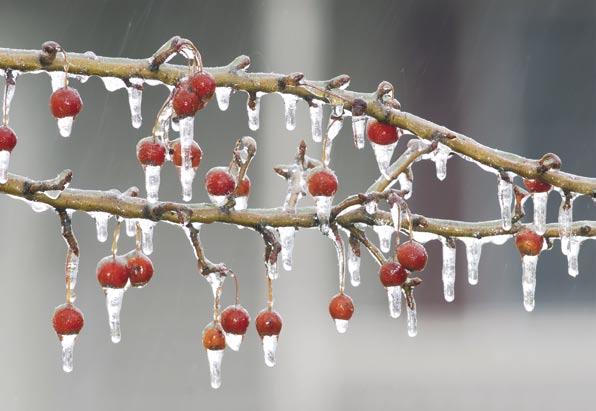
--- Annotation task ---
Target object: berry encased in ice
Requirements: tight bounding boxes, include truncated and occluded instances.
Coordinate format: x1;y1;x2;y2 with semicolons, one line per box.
379;261;409;287
515;229;544;256
523;178;552;193
367;119;400;145
255;309;283;337
328;293;354;321
97;255;129;289
172;82;203;118
202;325;226;350
189;72;216;101
205;167;236;196
50;86;83;118
396;241;428;272
136;137;166;166
236;176;251;197
220;305;251;335
307;167;338;197
126;252;154;287
171;139;203;168
0;126;17;152
52;304;84;335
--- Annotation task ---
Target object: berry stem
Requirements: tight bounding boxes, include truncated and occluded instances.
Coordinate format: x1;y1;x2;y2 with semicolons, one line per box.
213;284;222;323
111;220;122;257
2;71;10;126
151;92;173;143
135;222;142;253
230;271;240;306
267;275;273;311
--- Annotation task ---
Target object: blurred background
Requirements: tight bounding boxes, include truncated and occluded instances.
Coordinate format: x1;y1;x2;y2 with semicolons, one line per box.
0;0;595;410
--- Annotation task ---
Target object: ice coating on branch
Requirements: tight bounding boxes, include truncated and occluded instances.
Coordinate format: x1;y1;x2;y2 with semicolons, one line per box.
314;195;333;234
347;243;361;287
234;196;248;211
278;226;295;271
327;105;344;142
390;202;402;233
2;70;17;121
373;225;394;253
364;200;377;215
309;100;324;142
397;167;413;199
247;92;263;131
57;116;74;138
7;195;52;212
48;71;66;92
144;165;161;204
521;255;538;312
101;76;126;92
371;142;397;178
567;237;586;277
497;173;514;230
0;151;10;184
406;291;418;337
127;78;143;129
281;94;298;131
44;190;62;200
125;219;136;237
433;143;451;181
88;212;110;242
262;335;278;367
266;259;278;280
412;231;440;244
138;220;155;255
281;164;306;212
59;334;77;373
440;237;456;302
459;237;482;285
66;251;80;301
557;191;578;255
205;272;225;299
206;349;224;389
351;114;367;149
327;228;346;289
532;192;549;235
104;287;126;343
386;286;402;318
208;194;228;207
215;87;232;111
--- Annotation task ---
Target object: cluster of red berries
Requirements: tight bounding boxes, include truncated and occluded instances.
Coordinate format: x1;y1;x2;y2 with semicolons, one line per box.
380;240;428;287
136;137;203;169
204;167;250;199
172;71;216;118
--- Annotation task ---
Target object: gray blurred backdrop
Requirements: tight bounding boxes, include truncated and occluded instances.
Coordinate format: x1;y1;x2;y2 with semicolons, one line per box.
0;0;595;410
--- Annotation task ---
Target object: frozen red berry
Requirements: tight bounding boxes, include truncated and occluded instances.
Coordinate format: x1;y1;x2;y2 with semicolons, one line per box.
515;229;544;256
202;325;226;350
0;126;17;152
189;71;216;101
136;137;166;166
328;293;354;321
367;119;400;145
171;138;202;168
52;304;84;335
396;241;428;271
205;167;236;196
97;255;129;289
220;305;250;335
523;178;552;193
379;261;409;287
307;167;338;197
236;176;251;197
172;82;203;118
50;86;83;118
126;252;154;287
255;309;283;337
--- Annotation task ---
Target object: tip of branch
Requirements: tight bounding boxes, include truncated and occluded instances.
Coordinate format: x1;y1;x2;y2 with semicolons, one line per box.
39;41;60;66
327;74;351;90
229;55;251;71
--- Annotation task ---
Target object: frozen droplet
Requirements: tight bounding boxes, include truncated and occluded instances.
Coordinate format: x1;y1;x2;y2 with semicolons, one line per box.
127;78;143;129
234;195;248;211
567;237;586;277
440;237;456;302
281;94;298;131
0;150;10;184
206;349;224;389
262;335;278;367
215;87;232;111
351;115;367;149
48;71;66;92
309;100;324;142
58;334;77;373
104;287;126;343
347;244;361;287
125;219;136;237
327;105;344;142
138;220;155;255
373;225;394;253
386;286;402;318
459;238;482;285
334;319;349;334
208;194;228;207
521;255;538;312
406;292;418;337
364;200;377;215
558;192;577;255
88;212;110;242
247;92;262;131
497;173;514;230
314;195;333;233
278;226;295;271
144;165;161;203
371;142;397;178
433;144;451;181
205;272;225;299
224;333;243;351
56;116;74;138
531;192;549;235
390;202;402;233
101;76;126;92
397;168;413;199
266;259;278;280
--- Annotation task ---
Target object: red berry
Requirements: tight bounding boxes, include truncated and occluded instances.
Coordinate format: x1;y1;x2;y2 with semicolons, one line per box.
523;178;552;193
172;82;203;118
379;261;409;287
203;325;226;350
515;229;544;256
136;137;166;166
126;252;154;287
255;309;283;337
220;305;250;335
307;167;338;197
50;86;83;118
0;126;17;152
328;293;354;321
367;119;400;145
205;167;236;196
97;255;129;289
396;241;428;271
52;304;84;335
189;72;216;101
236;176;251;197
171;139;203;168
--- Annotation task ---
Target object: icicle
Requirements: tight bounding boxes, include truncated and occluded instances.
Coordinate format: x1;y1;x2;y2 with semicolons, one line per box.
351;114;367;149
0;150;10;184
178;117;196;202
532;192;549;235
127;78;143;129
314;195;333;233
234;196;248;211
397;167;413;199
104;287;125;343
347;244;361;287
497;173;514;230
48;71;66;92
125;219;136;237
386;286;402;318
278;227;295;271
66;251;79;302
101;76;126;92
460;238;482;285
208;194;228;207
433;144;451;181
334;319;349;334
88;212;110;242
56;117;74;138
247;92;262;131
567;237;586;277
2;70;17;121
323;122;340;167
309;100;324;142
138;220;155;255
59;334;77;373
171;117;180;132
440;237;456;302
558;192;577;255
281;94;298;131
371;142;397;178
266;259;278;280
224;333;243;352
144;165;161;203
373;225;394;253
206;349;224;389
215;87;232;111
205;272;225;299
262;335;278;367
390;202;402;232
327;228;346;289
521;255;538;312
406;290;417;337
327;105;344;142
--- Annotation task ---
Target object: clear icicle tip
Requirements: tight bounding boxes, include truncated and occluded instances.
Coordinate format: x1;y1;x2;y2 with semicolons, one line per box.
334;319;349;334
521;255;538;312
104;287;126;343
59;334;77;373
372;142;397;179
57;117;74;138
247;93;262;131
373;225;394;253
224;333;243;352
387;286;402;318
441;238;456;302
215;87;232;111
406;302;418;337
262;335;278;367
206;349;224;389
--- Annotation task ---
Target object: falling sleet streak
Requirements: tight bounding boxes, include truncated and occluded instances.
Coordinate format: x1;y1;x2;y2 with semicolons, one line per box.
441;237;456;302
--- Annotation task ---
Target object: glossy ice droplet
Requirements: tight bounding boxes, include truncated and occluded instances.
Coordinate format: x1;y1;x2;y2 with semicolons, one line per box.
309;100;324;142
0;150;10;184
266;259;278;280
386;286;402;318
433;144;451;181
521;255;538;312
441;237;456;302
127;78;143;129
282;94;298;131
224;333;243;351
57;116;74;138
278;226;295;271
327;105;344;142
205;272;225;298
206;349;224;389
125;219;136;237
59;334;77;373
104;287;126;343
373;225;394;253
371;142;397;178
247;92;262;131
89;211;110;242
314;195;333;234
262;335;278;367
406;292;418;337
497;173;514;230
101;76;126;92
138;220;155;255
532;192;549;235
460;237;482;285
334;319;349;334
351;115;367;149
215;87;232;111
347;244;361;287
144;165;161;203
